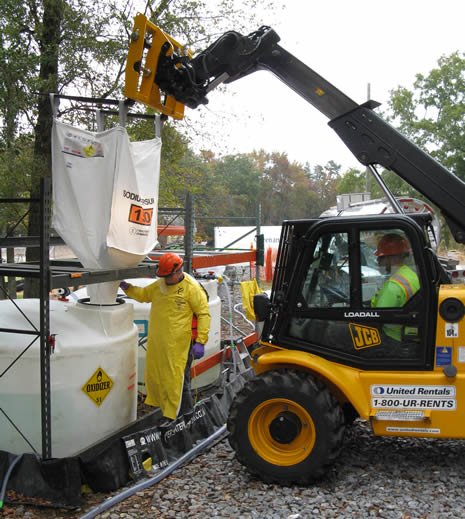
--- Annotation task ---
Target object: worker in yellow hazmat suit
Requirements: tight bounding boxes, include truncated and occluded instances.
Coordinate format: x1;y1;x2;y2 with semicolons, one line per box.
120;253;210;420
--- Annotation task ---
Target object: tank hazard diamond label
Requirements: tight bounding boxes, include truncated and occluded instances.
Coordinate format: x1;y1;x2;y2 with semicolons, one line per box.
82;367;113;407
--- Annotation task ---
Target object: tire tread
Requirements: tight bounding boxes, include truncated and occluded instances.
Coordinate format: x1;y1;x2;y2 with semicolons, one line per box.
227;369;345;485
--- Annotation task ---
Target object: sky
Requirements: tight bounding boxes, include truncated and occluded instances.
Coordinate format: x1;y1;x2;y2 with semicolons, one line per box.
183;0;464;170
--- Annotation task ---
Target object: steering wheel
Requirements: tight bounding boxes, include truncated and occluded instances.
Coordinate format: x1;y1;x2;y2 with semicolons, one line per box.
321;285;349;305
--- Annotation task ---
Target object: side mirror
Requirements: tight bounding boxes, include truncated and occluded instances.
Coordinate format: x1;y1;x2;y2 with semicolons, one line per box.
254;293;271;322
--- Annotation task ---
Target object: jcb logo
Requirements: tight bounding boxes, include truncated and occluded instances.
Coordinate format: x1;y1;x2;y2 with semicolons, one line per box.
349;323;381;350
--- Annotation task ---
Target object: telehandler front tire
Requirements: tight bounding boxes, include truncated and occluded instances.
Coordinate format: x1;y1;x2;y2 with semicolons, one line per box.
227;369;345;485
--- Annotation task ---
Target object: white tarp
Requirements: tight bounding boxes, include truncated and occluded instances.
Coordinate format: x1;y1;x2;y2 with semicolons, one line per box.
214;226;282;272
52;120;161;303
214;226;282;251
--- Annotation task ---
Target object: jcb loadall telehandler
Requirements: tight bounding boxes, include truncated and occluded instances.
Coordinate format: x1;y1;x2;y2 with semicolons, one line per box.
125;15;465;484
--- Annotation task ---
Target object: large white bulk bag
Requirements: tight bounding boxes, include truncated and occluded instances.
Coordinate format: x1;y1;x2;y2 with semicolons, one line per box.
52;121;161;303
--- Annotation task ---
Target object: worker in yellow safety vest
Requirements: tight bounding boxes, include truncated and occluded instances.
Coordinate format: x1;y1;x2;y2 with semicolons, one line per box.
120;252;210;421
371;233;420;341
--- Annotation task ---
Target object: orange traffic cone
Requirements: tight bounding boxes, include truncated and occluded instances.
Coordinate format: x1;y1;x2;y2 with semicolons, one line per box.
265;247;273;282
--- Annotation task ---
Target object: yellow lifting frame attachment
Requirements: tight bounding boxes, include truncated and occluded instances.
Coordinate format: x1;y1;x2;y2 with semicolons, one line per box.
124;14;191;120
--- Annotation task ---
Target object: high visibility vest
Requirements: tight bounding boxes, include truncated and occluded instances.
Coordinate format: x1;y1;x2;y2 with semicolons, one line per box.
372;265;419;308
372;265;420;341
389;265;420;305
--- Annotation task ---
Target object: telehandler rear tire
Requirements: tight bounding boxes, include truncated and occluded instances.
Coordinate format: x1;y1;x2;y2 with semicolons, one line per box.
227;369;345;485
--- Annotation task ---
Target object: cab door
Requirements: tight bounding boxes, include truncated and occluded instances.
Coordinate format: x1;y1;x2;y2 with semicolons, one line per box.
272;215;437;371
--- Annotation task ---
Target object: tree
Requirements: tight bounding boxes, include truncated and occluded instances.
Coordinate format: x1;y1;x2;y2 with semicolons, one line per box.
0;0;134;294
336;168;367;195
0;0;272;295
387;52;465;250
305;160;342;216
388;52;465;180
211;154;261;220
247;151;319;224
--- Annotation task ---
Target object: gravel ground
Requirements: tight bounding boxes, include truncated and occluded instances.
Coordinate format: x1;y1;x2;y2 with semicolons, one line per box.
4;274;465;518
138;422;465;519
4;420;465;518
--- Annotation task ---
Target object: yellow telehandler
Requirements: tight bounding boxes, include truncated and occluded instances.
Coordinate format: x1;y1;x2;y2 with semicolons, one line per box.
124;15;465;484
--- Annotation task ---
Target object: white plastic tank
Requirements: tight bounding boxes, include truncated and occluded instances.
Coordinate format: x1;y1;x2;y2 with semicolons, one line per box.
0;298;138;458
71;276;222;392
190;277;222;390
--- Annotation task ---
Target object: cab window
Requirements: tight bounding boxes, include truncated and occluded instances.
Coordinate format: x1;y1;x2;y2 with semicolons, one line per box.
299;232;350;308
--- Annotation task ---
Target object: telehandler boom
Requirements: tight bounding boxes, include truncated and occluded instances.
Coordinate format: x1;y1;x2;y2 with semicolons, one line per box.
125;15;465;484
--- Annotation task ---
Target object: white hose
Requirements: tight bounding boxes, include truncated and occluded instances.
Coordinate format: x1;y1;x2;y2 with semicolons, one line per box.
68;291;79;301
0;454;22;510
219;275;235;347
233;303;255;330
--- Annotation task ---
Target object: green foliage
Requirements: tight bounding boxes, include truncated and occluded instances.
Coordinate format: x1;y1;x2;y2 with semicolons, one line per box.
386;52;465;250
198;151;351;234
251;151;322;223
388;51;465;179
147;0;267;49
0;2;39;145
127;117;210;209
336;168;367;195
211;154;260;218
0;135;35;236
304;160;342;217
58;0;130;99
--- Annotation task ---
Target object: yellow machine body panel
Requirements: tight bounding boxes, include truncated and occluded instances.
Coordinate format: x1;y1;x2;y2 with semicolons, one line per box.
125;14;189;119
253;344;372;419
255;286;465;440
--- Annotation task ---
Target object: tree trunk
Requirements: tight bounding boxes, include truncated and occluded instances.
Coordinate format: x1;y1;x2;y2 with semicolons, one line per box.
24;0;63;298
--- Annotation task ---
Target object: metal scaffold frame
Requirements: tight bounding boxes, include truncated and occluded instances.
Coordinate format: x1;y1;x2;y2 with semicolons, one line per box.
0;178;160;459
0;95;262;461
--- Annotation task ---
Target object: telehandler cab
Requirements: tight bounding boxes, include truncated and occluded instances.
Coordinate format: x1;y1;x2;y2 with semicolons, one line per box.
124;15;465;484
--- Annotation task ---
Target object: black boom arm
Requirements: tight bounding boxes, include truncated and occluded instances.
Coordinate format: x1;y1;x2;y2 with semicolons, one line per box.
125;16;465;243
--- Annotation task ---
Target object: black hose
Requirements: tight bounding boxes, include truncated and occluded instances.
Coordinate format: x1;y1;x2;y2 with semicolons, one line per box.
0;454;23;510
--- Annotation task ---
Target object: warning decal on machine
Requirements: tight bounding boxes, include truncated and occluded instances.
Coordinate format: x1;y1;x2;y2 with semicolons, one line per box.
436;346;452;366
371;385;456;410
82;367;114;407
445;322;459;338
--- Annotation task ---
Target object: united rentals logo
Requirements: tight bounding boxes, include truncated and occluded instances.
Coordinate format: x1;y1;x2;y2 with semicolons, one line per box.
349;323;381;350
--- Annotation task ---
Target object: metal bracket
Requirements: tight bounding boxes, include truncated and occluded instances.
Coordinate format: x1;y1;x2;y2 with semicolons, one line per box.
124;14;188;119
49;93;60;118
